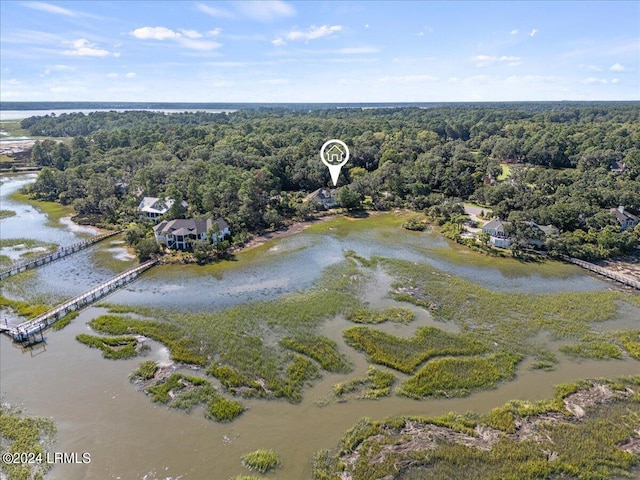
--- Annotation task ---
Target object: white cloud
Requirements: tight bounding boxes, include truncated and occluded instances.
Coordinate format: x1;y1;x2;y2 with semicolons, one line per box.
236;1;295;21
510;29;519;35
211;80;233;87
125;72;137;78
472;55;521;67
107;73;118;78
610;63;626;72
22;2;77;16
364;24;369;28
196;3;235;18
132;26;181;40
586;64;602;72
181;29;203;39
208;28;222;37
584;77;608;84
272;37;286;46
529;29;538;37
418;32;424;36
504;75;559;84
63;39;110;57
612;78;620;84
286;25;342;41
131;27;221;51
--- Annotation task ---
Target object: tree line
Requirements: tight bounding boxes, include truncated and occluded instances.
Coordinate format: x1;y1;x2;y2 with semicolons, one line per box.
23;103;640;259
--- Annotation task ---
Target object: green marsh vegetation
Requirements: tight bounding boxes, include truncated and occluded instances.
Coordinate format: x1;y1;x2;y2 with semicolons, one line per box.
8;191;74;227
0;403;56;480
0;295;49;319
615;330;640;360
0;238;57;258
332;366;396;400
280;335;352;373
241;449;281;474
345;306;415;324
0;210;16;219
96;260;364;403
50;311;78;331
314;376;640;480
130;360;158;381
397;352;522;398
75;333;143;360
145;373;245;422
383;257;640;359
344;326;488;374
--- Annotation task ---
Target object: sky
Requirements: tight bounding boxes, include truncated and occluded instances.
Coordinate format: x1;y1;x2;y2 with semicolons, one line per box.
1;1;638;103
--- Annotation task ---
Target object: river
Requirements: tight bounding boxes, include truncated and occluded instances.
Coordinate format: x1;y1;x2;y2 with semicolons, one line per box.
1;173;638;480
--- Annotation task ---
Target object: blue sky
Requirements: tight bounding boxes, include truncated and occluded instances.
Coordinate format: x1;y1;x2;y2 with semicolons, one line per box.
1;1;638;102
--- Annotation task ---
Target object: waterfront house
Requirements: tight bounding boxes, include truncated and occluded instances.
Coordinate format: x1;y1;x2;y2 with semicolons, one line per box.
153;217;230;251
610;206;639;231
305;188;340;209
481;218;511;247
138;197;188;221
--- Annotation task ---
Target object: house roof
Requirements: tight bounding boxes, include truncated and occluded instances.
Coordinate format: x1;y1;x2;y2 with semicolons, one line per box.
482;219;510;233
611;206;639;224
153;217;229;236
139;197;187;215
305;188;338;202
610;161;626;172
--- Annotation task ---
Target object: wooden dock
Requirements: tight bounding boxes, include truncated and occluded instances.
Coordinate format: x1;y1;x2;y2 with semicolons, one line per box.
0;231;121;281
562;256;640;290
0;259;157;345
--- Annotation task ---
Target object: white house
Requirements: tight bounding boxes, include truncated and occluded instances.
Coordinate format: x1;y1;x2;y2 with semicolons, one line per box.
153;218;230;251
610;206;639;231
138;197;188;221
482;218;511;247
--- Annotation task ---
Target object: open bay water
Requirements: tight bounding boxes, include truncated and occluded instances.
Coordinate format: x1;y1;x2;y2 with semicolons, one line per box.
1;173;639;479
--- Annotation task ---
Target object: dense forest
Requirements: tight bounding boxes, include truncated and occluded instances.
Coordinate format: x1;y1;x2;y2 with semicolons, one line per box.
22;103;640;259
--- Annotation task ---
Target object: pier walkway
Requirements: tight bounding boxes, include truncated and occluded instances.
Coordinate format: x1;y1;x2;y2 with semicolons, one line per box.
0;259;157;345
0;231;121;281
563;256;640;290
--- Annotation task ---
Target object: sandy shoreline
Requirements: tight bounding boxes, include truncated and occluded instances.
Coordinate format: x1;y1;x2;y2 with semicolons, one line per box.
233;214;338;252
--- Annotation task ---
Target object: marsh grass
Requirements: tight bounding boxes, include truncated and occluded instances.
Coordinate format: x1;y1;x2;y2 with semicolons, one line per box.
397;352;522;398
0;404;56;480
280;335;352;373
382;258;640;357
0;294;49;319
333;366;396;400
0;209;16;219
76;333;140;360
9;191;74;227
88;314;207;365
130;360;158;381
615;330;640;360
345;307;415;324
343;326;488;374
102;260;363;402
315;376;640;480
51;311;78;331
241;449;281;473
559;340;623;360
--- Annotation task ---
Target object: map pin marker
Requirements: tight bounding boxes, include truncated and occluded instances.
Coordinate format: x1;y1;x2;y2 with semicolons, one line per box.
320;139;350;187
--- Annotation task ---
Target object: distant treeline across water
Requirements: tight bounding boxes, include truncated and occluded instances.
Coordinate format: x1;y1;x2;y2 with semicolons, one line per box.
2;100;638;113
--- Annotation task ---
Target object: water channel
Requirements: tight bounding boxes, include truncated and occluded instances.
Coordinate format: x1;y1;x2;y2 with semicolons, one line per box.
1;173;638;480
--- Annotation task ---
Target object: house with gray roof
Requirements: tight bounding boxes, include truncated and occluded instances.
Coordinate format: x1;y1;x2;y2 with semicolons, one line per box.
138;197;188;221
610;206;638;231
153;218;230;251
305;188;340;209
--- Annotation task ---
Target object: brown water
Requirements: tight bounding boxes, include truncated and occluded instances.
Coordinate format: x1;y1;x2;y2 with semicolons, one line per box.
1;173;639;480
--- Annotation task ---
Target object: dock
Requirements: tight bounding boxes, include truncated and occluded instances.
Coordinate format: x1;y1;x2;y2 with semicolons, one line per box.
0;231;121;281
562;256;640;290
0;259;157;345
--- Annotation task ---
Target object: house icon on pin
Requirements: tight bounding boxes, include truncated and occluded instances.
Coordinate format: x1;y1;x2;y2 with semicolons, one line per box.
325;144;345;164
